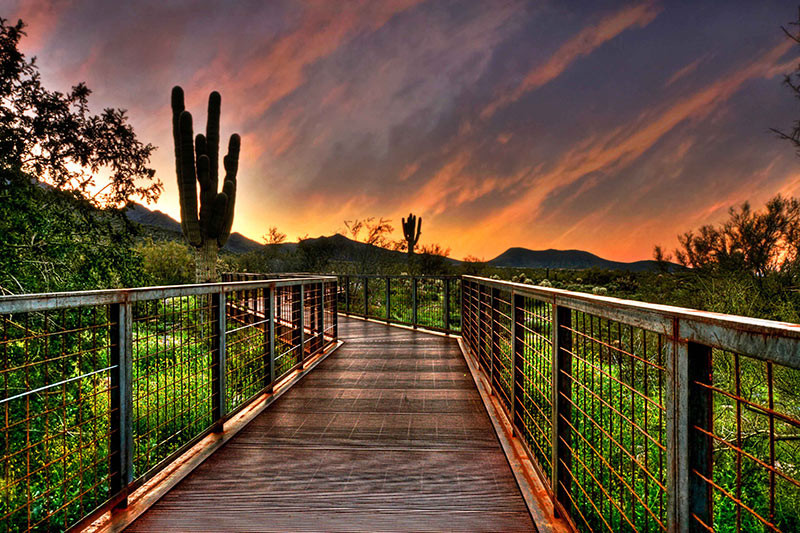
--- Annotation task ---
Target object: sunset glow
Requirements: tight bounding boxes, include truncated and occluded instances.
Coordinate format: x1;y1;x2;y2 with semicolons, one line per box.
8;0;799;261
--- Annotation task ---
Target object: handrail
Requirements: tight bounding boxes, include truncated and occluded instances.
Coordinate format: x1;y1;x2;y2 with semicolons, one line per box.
0;276;338;532
460;275;800;532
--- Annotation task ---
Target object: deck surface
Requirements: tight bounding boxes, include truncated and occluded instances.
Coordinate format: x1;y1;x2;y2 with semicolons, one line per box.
127;318;534;532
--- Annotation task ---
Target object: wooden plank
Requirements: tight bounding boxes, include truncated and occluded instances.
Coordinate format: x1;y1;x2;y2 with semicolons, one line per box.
126;318;535;532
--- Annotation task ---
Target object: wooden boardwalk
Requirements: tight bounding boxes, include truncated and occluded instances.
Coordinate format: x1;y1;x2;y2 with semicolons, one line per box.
127;318;534;532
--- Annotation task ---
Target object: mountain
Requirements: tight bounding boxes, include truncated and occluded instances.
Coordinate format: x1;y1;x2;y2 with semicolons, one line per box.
125;205;668;271
125;204;262;253
488;247;670;272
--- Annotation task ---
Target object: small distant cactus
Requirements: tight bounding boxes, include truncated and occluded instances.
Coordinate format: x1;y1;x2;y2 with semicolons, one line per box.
592;286;608;296
171;86;240;282
402;213;422;258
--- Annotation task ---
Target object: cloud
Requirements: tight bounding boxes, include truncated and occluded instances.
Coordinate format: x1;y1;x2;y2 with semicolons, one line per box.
481;2;661;119
471;38;794;249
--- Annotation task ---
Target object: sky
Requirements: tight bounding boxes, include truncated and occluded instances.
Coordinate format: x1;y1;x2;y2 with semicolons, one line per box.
5;0;800;262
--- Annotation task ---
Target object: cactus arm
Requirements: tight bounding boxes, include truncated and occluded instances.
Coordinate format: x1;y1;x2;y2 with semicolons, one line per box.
178;110;202;246
171;86;187;237
206;91;221;193
415;217;422;246
217;134;240;247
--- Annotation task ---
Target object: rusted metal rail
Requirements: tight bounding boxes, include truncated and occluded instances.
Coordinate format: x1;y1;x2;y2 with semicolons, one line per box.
460;276;800;533
0;276;337;532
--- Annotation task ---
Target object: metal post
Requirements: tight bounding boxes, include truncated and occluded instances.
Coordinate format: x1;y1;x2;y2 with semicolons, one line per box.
687;342;713;532
551;303;572;517
443;278;450;334
512;292;524;434
412;277;418;328
385;277;391;323
267;286;275;392
109;302;133;508
667;317;693;533
211;291;226;432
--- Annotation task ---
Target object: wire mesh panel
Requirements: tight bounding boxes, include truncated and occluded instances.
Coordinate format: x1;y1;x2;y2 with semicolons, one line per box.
365;278;385;321
225;288;269;414
462;280;479;356
274;285;302;380
691;350;800;532
515;295;554;481
389;278;413;325
130;295;216;480
347;278;366;317
324;281;337;341
478;285;492;374
303;284;323;358
560;310;668;533
0;306;115;532
416;278;445;330
491;288;514;414
449;278;462;333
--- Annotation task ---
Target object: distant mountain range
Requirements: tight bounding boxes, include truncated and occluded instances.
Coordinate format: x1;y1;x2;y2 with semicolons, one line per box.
125;204;671;271
487;247;669;272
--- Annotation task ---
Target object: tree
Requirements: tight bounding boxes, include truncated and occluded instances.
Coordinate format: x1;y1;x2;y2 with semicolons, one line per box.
0;18;160;206
344;217;394;248
263;226;287;245
668;196;800;277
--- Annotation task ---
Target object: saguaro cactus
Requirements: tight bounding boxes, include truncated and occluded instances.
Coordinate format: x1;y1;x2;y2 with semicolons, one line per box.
402;213;422;258
171;86;240;282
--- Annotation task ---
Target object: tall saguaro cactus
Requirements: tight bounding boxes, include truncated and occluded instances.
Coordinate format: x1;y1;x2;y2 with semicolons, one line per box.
171;86;240;282
402;213;422;259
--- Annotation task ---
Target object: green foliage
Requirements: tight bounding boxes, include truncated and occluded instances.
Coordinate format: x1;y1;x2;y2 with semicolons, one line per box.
0;167;144;294
135;239;195;286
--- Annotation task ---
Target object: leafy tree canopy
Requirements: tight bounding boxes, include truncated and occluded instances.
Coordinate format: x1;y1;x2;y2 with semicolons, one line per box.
0;18;161;206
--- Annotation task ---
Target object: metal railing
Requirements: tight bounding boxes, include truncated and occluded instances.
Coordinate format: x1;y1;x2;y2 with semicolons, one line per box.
0;276;337;532
461;276;800;533
337;275;461;334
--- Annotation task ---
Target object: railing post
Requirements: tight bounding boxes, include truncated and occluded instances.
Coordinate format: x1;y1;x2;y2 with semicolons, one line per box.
551;302;572;517
512;292;523;434
211;290;226;433
345;276;350;315
443;278;450;334
667;319;704;533
267;286;275;392
109;302;133;508
686;341;713;532
385;277;391;323
291;284;303;364
412;277;418;328
490;287;500;394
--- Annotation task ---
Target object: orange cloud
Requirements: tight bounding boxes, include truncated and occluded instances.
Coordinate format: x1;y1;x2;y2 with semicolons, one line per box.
481;2;661;119
471;38;794;251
